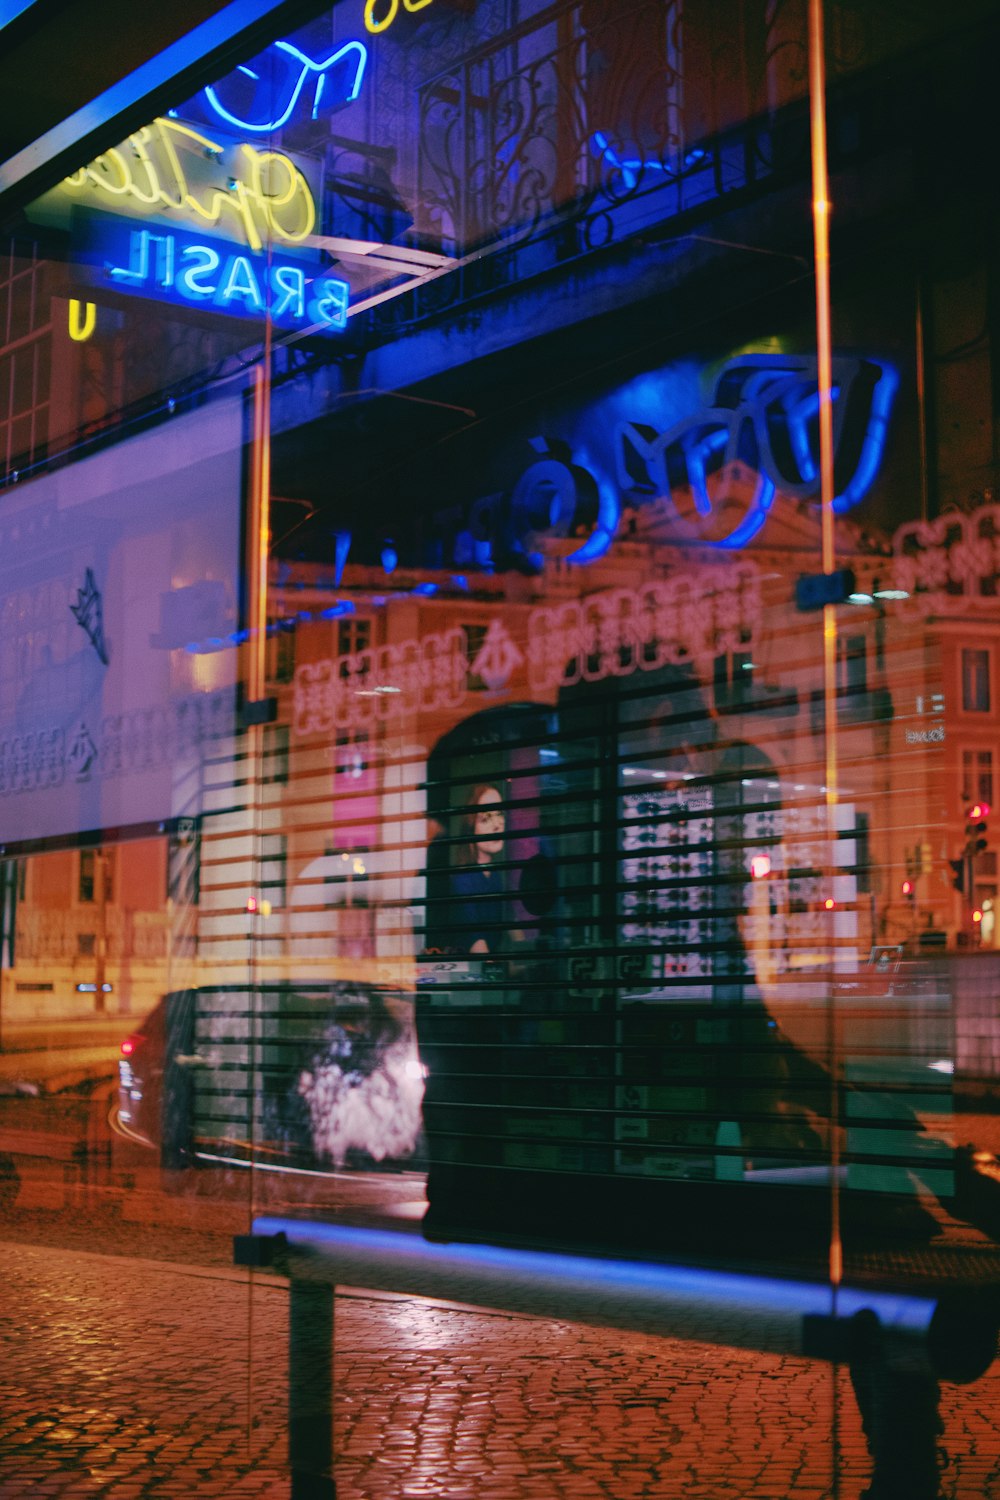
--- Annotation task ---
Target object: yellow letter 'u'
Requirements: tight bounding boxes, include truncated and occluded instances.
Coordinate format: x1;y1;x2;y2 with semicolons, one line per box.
68;299;97;342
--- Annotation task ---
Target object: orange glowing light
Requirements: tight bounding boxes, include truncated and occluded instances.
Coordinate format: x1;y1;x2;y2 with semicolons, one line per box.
973;908;984;924
824;897;836;910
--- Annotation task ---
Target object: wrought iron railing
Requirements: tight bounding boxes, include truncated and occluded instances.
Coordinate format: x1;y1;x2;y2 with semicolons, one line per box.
360;0;816;339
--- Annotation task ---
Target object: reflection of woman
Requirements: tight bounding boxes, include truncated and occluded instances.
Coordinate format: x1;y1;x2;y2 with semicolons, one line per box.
451;784;508;954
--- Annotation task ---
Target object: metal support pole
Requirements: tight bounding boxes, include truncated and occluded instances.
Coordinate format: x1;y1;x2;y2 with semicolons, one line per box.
289;1279;336;1500
849;1311;944;1500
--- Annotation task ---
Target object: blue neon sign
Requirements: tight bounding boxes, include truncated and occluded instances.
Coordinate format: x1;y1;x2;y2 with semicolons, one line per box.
93;221;348;333
201;39;368;134
617;355;898;547
436;354;897;572
590;130;706;190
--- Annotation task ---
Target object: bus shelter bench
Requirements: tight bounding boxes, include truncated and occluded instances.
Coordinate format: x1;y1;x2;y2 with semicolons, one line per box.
235;1218;998;1500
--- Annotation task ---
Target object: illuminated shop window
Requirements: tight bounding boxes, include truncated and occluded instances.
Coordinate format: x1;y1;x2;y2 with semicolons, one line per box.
962;647;991;712
963;748;995;808
838;635;868;695
77;848;114;904
269;626;297;684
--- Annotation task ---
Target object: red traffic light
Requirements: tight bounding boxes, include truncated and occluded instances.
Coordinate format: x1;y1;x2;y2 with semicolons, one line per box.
967;802;991;821
901;879;914;897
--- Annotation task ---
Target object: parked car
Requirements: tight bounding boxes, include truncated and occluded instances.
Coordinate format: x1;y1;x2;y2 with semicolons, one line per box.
117;983;424;1173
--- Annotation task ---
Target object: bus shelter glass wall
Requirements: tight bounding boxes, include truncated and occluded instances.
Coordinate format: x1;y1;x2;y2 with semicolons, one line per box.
3;0;1000;1275
2;0;1000;1492
192;0;1000;1271
0;69;284;1252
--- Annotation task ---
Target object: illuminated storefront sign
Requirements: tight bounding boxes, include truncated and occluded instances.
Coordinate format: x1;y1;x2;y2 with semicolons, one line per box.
435;354;898;568
47;117;350;335
94;221;349;332
202;38;368;133
365;0;435;34
58;118;317;253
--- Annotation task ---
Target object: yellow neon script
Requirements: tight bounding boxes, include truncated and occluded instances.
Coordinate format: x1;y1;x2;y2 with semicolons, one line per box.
62;118;316;253
365;0;434;35
68;299;97;341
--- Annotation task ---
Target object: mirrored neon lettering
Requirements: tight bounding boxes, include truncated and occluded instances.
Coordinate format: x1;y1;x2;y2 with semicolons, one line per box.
108;229;151;284
365;0;434;34
151;233;175;288
272;265;305;320
178;244;221;298
435;354;896;572
107;228;180;290
96;227;348;334
309;277;349;329
203;39;367;133
67;299;96;342
61;119;316;253
219;254;264;311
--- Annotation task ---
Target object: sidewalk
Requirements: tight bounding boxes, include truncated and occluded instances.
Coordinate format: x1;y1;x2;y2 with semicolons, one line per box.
0;1016;124;1095
3;1237;1000;1499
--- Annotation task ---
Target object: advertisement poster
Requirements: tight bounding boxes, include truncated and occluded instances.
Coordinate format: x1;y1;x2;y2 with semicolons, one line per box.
0;396;243;844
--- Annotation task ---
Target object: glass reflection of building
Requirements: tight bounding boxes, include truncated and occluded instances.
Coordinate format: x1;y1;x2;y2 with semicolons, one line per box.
3;0;1000;1171
3;0;1000;1490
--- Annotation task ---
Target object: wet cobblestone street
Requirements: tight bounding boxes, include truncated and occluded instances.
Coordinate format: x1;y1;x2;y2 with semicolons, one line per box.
3;1238;1000;1499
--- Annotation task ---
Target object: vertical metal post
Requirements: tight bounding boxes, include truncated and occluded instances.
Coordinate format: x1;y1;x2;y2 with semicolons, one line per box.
94;847;107;1013
808;0;844;1298
289;1279;336;1500
849;1314;944;1500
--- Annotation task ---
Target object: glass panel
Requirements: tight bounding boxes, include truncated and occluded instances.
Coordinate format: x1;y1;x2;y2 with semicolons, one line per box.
0;22;266;1479
4;1;1000;1496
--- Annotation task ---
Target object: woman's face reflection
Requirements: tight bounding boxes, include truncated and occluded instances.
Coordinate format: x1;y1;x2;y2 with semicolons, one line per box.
473;786;505;863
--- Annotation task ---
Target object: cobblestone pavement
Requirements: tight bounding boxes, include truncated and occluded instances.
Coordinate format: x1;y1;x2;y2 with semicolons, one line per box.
2;1239;1000;1499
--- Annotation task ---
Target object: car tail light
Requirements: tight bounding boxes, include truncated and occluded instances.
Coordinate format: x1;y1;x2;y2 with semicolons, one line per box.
120;1034;146;1058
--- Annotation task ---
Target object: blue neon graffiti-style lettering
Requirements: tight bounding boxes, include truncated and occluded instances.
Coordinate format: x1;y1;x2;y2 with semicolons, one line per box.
617;355;897;547
506;439;620;567
444;354;897;572
590;131;707;191
202;39;368;134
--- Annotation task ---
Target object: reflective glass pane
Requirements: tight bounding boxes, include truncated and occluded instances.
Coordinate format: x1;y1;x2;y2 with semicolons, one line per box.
3;1;1000;1496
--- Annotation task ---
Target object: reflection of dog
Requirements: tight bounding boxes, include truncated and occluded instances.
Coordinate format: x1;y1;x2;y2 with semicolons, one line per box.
297;1007;423;1168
